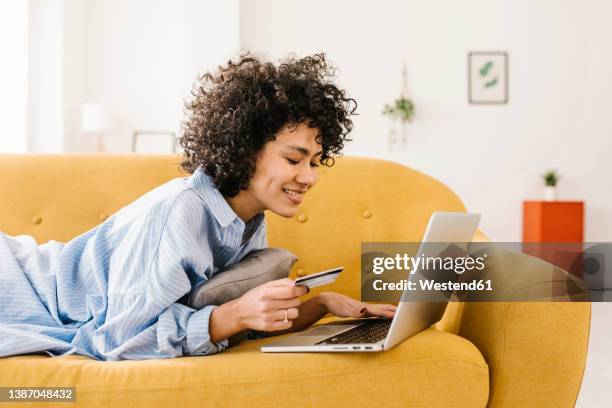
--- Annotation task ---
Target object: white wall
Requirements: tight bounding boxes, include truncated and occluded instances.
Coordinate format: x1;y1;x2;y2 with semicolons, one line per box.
0;1;28;153
62;0;84;153
28;0;239;153
27;0;65;153
240;0;612;242
25;0;83;153
69;0;240;152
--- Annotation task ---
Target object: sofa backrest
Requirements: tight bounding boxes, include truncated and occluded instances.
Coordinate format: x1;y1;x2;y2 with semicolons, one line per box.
265;156;467;299
0;154;466;299
0;154;186;243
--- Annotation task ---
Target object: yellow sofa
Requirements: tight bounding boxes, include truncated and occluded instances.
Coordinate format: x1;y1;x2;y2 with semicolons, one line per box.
0;154;590;407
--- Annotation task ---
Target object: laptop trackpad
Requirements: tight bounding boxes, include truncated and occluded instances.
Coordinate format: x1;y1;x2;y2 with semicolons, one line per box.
297;325;358;336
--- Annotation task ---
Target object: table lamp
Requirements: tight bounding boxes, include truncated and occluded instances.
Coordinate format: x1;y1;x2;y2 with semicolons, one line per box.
80;103;109;152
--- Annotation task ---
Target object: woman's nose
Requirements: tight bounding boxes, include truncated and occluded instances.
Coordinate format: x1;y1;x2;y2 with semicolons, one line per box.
296;164;317;187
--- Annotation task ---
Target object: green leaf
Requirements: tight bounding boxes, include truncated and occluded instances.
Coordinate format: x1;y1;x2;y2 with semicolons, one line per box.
484;77;498;88
479;61;493;77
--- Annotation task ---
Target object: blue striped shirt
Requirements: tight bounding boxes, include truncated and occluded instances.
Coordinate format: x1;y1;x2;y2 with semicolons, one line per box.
0;167;267;360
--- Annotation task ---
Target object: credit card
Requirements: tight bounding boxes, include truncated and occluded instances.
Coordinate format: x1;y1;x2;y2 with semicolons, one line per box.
294;267;343;289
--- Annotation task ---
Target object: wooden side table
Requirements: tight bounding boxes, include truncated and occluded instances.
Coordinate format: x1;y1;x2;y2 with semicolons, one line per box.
522;201;584;276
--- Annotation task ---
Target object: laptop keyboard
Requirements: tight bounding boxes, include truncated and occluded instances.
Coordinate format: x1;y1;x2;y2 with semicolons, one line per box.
315;319;392;345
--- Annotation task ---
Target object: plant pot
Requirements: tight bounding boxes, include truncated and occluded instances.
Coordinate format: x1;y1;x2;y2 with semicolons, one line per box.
544;186;556;201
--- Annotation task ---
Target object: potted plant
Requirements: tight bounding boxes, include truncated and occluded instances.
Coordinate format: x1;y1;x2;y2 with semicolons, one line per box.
542;169;560;201
382;96;415;123
383;63;415;151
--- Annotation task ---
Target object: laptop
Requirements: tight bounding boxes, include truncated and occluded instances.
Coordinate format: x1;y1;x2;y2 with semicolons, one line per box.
260;212;481;353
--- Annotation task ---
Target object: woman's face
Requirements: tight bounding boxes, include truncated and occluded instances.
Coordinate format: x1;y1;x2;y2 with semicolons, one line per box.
238;123;322;220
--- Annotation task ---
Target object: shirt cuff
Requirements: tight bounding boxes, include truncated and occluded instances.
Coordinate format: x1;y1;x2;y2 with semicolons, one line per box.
183;305;229;356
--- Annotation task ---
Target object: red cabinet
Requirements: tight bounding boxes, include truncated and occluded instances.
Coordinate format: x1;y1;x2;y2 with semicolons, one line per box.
523;201;584;243
522;201;584;277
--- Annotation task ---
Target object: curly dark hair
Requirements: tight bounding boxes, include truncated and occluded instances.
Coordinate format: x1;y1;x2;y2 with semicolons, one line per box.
178;52;357;197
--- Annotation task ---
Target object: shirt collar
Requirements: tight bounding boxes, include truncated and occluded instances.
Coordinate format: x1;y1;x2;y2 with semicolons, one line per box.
188;167;265;231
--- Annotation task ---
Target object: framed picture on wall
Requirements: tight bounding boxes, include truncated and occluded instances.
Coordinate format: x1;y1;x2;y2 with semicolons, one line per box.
468;51;508;104
131;130;177;154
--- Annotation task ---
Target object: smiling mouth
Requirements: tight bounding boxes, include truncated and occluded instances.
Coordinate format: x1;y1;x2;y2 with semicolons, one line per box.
282;188;305;198
282;188;305;203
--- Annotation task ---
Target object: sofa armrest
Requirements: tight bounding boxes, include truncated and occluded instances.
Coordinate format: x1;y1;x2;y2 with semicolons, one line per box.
434;229;490;333
460;301;589;408
456;246;591;408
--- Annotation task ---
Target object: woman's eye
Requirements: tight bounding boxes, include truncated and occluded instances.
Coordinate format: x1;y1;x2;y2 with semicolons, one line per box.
286;158;319;167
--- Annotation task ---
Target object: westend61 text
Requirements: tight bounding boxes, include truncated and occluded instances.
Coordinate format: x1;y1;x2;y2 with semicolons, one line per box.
372;279;493;292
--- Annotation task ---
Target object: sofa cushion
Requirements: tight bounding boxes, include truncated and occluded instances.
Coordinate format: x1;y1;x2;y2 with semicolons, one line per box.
0;325;489;407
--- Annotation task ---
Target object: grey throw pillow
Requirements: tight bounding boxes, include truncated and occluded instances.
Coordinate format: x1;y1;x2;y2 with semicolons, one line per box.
186;247;298;346
187;247;298;309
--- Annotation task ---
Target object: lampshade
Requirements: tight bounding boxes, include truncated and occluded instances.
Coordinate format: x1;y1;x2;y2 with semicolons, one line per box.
80;103;109;133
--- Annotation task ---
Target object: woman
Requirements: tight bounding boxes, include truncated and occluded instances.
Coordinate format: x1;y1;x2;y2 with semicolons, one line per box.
0;53;396;361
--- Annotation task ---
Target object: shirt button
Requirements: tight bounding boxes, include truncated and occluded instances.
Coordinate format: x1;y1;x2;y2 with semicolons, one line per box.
362;210;373;219
297;214;308;223
296;268;307;277
99;213;109;221
31;216;42;225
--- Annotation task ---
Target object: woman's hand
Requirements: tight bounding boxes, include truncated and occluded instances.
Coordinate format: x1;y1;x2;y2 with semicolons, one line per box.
317;292;396;319
235;278;308;332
